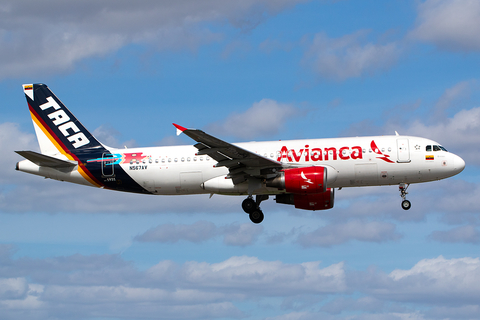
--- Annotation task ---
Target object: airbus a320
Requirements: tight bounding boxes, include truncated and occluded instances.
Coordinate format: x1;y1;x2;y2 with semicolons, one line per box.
16;84;465;223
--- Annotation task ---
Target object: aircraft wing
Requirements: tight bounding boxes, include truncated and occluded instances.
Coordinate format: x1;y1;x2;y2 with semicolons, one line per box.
173;124;282;183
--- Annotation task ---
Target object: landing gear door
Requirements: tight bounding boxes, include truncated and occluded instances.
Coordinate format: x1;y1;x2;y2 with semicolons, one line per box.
397;139;411;163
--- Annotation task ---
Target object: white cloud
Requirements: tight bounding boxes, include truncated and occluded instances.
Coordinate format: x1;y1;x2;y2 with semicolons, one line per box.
0;0;305;79
411;0;480;51
426;304;480;319
264;312;319;320
320;296;385;315
432;80;474;120
176;256;347;295
363;256;480;305
207;99;299;139
1;244;480;319
0;123;37;184
220;223;264;246
429;225;480;244
0;245;349;319
0;278;28;299
92;124;139;148
134;221;262;246
296;220;402;248
302;30;401;81
135;221;218;243
403;107;480;165
343;81;480;166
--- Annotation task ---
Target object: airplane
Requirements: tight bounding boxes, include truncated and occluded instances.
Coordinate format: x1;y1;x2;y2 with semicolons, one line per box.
16;84;465;223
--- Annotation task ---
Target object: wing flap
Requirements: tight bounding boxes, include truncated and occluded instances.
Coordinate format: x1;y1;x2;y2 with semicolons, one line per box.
15;151;77;168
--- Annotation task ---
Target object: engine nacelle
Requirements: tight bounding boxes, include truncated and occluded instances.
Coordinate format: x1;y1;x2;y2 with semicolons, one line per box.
266;166;327;194
276;188;335;211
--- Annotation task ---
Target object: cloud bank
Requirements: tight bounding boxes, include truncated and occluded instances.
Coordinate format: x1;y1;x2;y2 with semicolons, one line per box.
1;245;479;320
0;0;305;79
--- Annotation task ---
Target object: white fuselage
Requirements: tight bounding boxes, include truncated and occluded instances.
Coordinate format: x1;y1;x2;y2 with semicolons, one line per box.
19;135;465;196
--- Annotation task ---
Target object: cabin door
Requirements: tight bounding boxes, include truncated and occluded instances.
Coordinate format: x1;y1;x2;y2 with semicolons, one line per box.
397;139;410;163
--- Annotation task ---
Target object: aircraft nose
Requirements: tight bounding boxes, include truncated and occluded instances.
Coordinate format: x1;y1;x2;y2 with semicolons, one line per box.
453;154;466;174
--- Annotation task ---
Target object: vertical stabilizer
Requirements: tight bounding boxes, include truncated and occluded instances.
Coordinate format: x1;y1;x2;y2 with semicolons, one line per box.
23;84;103;156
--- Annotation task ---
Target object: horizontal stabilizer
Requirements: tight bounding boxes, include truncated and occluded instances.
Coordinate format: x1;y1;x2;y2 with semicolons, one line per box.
15;151;77;168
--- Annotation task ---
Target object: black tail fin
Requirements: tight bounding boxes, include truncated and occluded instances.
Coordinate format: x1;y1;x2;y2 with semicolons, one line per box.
23;84;103;156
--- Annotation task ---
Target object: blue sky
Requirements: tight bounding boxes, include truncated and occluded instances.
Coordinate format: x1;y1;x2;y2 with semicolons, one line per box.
1;0;480;319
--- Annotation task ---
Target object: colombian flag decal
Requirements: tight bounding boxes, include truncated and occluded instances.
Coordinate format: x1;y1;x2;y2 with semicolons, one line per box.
426;155;434;160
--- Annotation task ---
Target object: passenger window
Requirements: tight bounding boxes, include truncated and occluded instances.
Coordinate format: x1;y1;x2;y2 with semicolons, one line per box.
426;145;432;152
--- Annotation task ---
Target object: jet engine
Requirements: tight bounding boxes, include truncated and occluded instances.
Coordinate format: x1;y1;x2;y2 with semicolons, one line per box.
267;166;334;211
266;166;327;194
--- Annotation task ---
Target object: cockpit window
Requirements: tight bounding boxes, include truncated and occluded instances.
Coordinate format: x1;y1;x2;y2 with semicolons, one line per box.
427;145;448;152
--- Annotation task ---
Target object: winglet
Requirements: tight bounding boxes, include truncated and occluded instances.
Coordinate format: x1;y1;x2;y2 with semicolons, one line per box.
173;123;188;136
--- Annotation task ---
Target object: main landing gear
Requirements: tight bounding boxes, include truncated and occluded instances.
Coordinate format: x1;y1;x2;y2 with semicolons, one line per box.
399;183;411;210
242;195;268;224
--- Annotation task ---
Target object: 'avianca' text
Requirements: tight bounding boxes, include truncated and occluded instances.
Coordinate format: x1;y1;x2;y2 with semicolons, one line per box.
277;145;363;162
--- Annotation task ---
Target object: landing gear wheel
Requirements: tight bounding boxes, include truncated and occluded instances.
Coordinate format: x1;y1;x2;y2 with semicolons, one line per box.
401;200;411;210
242;198;256;214
249;210;264;224
399;183;411;211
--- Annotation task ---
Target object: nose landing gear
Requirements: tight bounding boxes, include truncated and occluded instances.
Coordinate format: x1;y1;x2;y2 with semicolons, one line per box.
242;195;268;224
399;183;411;210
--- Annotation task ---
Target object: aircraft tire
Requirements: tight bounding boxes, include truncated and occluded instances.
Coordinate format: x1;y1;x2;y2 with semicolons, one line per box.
249;210;264;224
242;198;257;214
401;200;411;210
